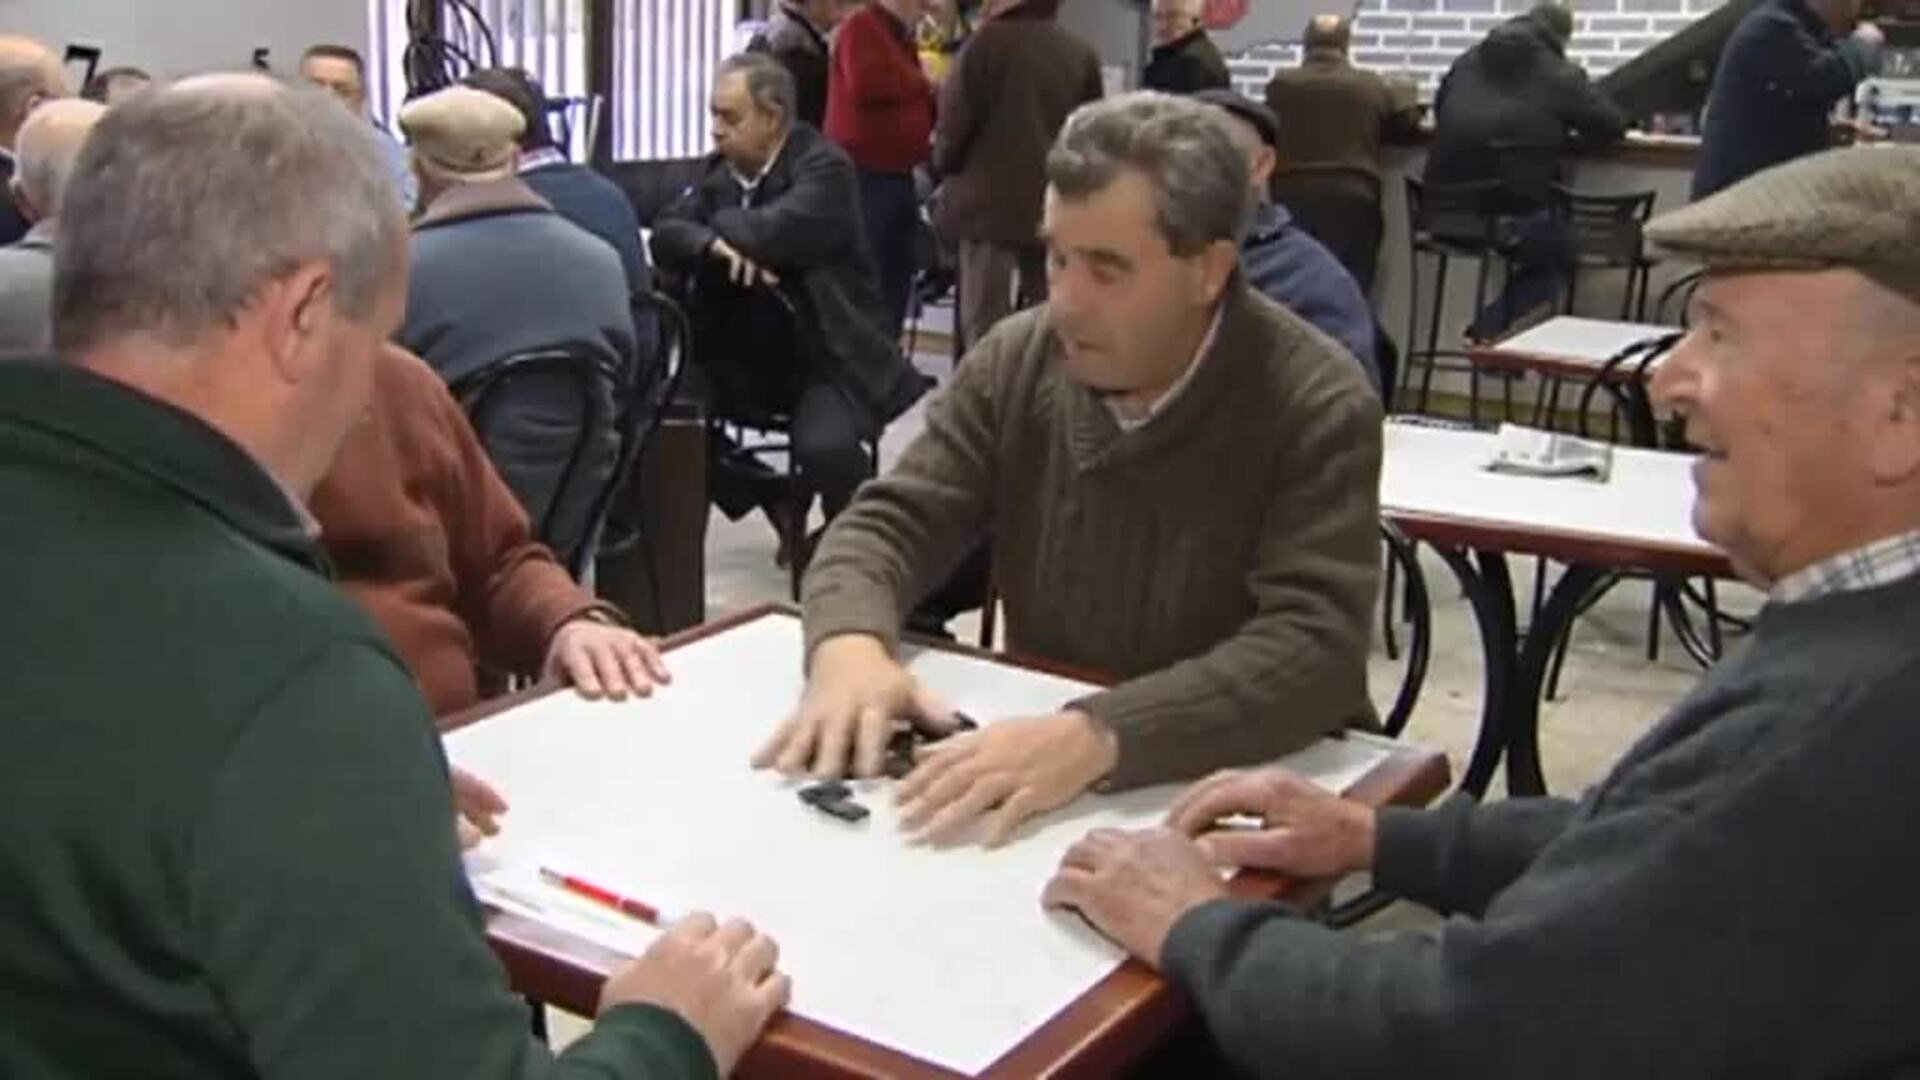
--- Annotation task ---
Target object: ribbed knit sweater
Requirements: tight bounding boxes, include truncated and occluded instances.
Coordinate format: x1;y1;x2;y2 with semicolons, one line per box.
802;280;1383;789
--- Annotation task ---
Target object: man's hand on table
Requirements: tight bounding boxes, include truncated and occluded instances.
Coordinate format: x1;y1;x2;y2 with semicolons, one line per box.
544;616;673;701
600;913;791;1075
1040;827;1228;968
451;765;509;851
896;710;1118;847
753;634;957;778
1166;766;1378;878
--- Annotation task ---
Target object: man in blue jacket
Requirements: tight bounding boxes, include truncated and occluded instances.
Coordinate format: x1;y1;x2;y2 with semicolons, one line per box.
1692;0;1884;200
1196;89;1380;393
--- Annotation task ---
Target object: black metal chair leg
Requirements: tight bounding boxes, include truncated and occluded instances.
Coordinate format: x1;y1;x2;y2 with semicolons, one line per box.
1381;537;1401;662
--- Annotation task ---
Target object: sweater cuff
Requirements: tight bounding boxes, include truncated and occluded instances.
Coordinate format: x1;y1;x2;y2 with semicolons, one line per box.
801;582;903;666
566;1001;719;1080
1068;687;1161;791
1160;896;1300;991
1371;799;1459;901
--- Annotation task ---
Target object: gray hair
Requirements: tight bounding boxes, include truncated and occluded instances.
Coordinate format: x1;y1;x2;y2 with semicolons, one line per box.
54;78;406;355
1045;91;1251;256
717;52;796;127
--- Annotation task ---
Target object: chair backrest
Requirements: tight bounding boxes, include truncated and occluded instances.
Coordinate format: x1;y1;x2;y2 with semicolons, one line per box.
1653;267;1706;327
584;289;695;576
685;276;819;432
1575;330;1683;446
1551;185;1656;269
1405;176;1511;252
451;347;617;578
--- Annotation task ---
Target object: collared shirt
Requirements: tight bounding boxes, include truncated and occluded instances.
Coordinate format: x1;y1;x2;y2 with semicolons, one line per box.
518;147;567;172
727;134;790;207
1771;530;1920;605
1106;305;1224;433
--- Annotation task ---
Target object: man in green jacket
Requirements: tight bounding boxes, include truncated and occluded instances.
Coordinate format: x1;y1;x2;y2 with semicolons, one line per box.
0;74;787;1078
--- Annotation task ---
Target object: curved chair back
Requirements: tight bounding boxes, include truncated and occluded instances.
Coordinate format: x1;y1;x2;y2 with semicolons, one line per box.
585;290;694;582
451;347;617;578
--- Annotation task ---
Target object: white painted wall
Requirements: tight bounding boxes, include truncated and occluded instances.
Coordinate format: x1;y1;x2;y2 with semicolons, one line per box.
0;0;366;82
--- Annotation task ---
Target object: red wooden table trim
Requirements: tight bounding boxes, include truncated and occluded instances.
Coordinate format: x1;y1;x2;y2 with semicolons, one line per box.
1385;508;1734;580
457;605;1451;1078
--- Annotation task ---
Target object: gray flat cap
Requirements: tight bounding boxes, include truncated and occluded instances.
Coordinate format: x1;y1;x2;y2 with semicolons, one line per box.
1646;145;1920;298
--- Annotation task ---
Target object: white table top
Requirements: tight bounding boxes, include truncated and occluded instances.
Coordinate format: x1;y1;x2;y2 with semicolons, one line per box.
450;611;1405;1075
1485;316;1679;369
1381;421;1723;564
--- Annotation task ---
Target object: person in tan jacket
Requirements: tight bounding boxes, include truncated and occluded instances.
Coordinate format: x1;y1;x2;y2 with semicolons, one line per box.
758;93;1382;847
931;0;1103;349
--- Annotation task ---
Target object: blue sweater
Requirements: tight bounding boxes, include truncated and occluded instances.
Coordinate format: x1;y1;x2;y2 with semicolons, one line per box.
523;161;659;364
1241;201;1380;393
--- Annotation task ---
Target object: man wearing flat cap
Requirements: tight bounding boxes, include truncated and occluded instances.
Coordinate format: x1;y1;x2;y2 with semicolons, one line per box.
398;85;638;566
1042;145;1920;1076
1195;88;1378;391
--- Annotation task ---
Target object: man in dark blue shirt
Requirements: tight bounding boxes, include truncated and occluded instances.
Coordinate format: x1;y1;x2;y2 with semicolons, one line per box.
1693;0;1883;200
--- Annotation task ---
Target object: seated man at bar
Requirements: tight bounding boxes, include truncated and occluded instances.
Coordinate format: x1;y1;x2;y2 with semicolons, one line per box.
1425;2;1630;340
758;92;1384;847
1044;146;1920;1076
0;74;786;1077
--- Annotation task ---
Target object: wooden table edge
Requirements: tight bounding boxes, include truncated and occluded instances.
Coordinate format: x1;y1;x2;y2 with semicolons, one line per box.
459;604;1453;1078
1384;508;1734;579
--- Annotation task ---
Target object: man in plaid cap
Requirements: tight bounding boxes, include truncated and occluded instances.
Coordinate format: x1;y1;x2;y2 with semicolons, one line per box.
1043;145;1920;1076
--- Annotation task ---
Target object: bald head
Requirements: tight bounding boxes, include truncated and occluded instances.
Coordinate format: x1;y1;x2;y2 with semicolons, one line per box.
1305;14;1352;52
0;36;68;147
12;98;104;222
1150;0;1206;44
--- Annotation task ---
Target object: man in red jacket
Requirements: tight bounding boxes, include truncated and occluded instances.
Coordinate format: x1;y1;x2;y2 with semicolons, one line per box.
826;0;935;339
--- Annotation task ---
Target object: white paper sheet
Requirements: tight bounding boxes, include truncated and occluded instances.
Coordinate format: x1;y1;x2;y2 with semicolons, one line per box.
450;612;1395;1075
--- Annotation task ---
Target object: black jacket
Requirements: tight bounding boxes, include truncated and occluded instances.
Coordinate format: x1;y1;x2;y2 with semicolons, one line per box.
750;5;832;129
1425;13;1630;212
649;123;929;435
1143;30;1230;95
1693;0;1880;199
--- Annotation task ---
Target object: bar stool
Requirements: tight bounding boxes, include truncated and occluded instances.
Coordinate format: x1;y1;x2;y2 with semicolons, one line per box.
1529;185;1659;429
1399;176;1525;424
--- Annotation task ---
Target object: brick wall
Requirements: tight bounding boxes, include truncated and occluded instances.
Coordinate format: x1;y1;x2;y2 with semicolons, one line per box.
1227;0;1728;100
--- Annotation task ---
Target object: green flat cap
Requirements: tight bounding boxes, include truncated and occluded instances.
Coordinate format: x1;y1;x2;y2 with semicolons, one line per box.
1646;145;1920;297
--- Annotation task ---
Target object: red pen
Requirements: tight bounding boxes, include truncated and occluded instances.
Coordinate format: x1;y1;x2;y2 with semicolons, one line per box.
538;866;662;924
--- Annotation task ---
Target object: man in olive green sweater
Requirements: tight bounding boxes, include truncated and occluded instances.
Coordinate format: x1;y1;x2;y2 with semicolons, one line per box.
0;75;786;1078
757;93;1383;846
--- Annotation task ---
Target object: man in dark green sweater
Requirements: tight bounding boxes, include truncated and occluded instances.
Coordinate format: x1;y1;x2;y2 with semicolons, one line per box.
0;74;786;1078
1043;146;1920;1076
762;93;1382;847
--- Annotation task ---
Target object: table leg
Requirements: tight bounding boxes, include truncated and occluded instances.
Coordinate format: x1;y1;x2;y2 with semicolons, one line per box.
1431;546;1516;798
1506;563;1609;798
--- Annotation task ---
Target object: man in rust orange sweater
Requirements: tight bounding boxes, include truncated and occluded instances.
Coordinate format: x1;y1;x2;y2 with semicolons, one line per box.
310;344;670;723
